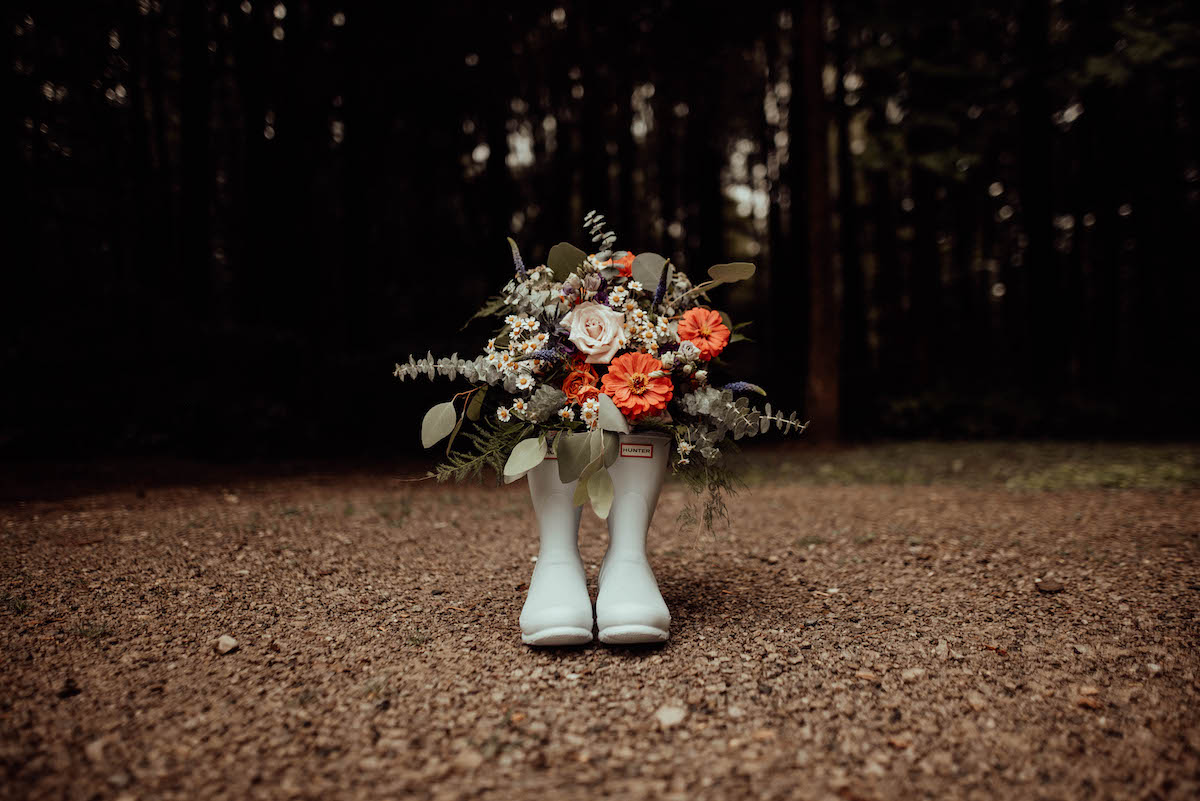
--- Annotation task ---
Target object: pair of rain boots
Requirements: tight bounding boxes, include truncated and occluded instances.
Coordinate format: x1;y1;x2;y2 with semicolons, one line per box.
519;433;671;646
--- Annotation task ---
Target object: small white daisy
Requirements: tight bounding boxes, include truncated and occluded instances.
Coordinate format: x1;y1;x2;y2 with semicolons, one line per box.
515;372;535;391
627;280;643;292
558;407;576;422
496;407;512;422
511;398;528;414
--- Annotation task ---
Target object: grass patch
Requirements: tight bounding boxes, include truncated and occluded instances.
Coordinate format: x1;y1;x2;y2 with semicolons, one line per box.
70;620;112;639
2;594;30;615
1004;460;1200;490
734;442;1200;491
374;498;412;528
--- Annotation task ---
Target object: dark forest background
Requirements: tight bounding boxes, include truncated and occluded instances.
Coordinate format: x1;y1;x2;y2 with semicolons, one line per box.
6;0;1199;462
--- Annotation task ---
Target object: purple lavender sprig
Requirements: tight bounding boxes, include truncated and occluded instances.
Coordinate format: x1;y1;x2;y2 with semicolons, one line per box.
507;237;526;278
653;268;668;306
722;382;763;394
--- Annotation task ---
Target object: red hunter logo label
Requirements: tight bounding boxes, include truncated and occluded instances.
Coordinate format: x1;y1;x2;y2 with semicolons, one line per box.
620;442;654;458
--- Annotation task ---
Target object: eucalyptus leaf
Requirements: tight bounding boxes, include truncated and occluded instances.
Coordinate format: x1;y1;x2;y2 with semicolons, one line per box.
420;401;457;449
602;431;620;467
555;431;592;483
589;428;604;461
631;252;667;287
719;310;734;331
572;474;590;507
578;450;603;488
596;393;631;434
503;436;547;478
465;388;486;421
547;242;586;282
445;414;465;457
587;467;614;519
707;262;756;285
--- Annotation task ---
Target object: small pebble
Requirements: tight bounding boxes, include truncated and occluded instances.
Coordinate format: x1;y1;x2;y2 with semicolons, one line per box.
655;704;686;728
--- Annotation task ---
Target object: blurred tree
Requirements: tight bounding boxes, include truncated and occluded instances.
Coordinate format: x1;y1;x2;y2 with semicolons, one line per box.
4;0;1198;460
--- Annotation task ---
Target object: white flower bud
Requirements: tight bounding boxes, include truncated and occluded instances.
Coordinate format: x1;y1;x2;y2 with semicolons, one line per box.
695;369;708;382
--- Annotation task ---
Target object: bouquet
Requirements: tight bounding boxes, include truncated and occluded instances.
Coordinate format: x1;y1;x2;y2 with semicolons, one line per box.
394;212;806;528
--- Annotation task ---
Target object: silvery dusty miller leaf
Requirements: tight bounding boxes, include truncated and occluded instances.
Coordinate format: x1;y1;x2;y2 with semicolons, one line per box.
421;401;457;449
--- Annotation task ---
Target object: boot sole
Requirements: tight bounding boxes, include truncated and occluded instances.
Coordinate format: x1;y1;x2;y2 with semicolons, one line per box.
521;626;593;646
598;624;669;644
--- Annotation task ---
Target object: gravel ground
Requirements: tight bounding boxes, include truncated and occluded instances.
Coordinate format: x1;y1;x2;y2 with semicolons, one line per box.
2;464;1198;800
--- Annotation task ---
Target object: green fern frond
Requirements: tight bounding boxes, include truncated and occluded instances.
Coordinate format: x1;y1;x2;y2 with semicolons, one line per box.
434;418;534;483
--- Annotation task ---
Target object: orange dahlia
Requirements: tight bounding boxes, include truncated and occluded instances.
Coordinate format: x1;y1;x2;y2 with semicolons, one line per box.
600;352;673;420
613;252;634;277
677;307;731;360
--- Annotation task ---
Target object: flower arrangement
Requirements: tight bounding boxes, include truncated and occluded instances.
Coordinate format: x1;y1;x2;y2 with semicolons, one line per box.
395;212;806;527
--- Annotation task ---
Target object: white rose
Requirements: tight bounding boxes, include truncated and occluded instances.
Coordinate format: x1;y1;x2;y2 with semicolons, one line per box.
560;301;627;364
676;341;701;362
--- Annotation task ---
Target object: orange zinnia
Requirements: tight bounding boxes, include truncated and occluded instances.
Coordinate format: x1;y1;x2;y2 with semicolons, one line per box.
677;307;731;360
600;352;673;420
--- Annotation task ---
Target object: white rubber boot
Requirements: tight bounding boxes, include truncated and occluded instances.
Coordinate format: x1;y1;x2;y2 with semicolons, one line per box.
519;458;594;646
596;432;672;644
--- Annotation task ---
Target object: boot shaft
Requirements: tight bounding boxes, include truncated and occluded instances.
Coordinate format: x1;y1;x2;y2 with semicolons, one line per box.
527;457;583;560
604;432;671;557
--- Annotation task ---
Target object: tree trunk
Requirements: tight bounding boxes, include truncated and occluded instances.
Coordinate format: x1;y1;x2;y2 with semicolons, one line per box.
798;2;838;441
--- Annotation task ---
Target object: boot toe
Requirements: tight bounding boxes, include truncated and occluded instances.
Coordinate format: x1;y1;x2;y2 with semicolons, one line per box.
520;604;594;646
596;601;670;644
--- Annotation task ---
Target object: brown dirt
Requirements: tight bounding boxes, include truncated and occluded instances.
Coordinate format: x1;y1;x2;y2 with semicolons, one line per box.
2;471;1199;800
